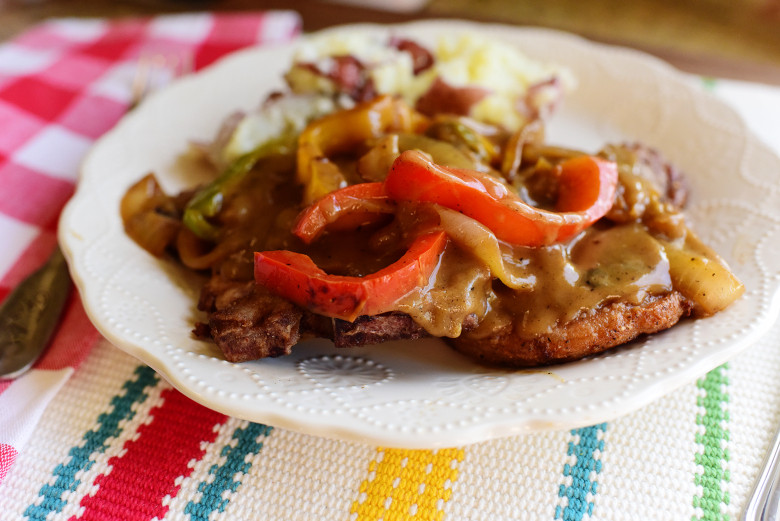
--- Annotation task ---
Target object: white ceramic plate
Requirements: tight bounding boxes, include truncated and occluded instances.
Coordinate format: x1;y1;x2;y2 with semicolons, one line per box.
59;21;780;448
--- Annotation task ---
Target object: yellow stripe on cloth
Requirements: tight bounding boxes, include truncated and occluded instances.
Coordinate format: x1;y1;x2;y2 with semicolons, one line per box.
351;448;465;521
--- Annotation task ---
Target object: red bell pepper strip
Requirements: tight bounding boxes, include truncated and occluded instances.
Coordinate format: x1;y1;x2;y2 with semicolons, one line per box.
293;182;393;244
384;150;618;247
297;95;429;204
254;230;447;321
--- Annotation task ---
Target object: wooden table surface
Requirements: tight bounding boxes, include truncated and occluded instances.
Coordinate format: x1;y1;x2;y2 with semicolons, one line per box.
2;0;780;85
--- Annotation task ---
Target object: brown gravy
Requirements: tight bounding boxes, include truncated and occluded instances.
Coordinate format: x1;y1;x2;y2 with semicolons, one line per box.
164;135;741;341
396;222;673;339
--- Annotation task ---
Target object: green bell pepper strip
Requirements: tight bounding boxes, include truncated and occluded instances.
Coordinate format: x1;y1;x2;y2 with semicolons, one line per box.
183;137;293;241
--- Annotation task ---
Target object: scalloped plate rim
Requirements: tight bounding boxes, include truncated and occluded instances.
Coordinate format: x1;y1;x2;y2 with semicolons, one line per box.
58;20;780;448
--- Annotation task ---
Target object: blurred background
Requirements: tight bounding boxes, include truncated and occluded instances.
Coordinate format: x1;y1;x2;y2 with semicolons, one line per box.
1;0;780;84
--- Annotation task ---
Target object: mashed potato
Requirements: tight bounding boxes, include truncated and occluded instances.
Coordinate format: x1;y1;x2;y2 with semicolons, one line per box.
287;31;574;130
217;31;573;164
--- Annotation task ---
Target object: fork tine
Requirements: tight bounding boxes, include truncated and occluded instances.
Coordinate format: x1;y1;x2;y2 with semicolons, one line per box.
130;52;192;109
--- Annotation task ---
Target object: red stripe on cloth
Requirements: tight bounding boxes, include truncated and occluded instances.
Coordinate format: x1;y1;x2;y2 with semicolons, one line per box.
58;94;128;140
34;292;100;371
206;13;264;46
193;42;249;70
0;100;46;156
0;443;18;484
192;12;301;72
41;52;114;91
71;389;227;521
0;231;57;290
0;76;79;120
0;161;75;229
189;12;272;71
77;19;149;61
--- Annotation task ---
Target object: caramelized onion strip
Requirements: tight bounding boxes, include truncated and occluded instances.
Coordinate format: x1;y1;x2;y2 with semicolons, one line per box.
120;173;181;257
436;208;533;290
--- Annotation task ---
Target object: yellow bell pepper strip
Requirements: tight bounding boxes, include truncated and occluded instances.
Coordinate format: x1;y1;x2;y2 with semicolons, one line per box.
293;182;393;244
384;150;618;247
254;230;447;322
183;137;293;241
296;95;428;204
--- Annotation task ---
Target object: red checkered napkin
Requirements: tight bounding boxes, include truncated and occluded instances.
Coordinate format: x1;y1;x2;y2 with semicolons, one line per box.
0;10;301;484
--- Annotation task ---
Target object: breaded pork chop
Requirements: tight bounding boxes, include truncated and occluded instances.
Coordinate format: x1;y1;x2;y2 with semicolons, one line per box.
191;143;705;367
200;287;692;367
449;292;692;367
196;279;441;362
198;275;693;368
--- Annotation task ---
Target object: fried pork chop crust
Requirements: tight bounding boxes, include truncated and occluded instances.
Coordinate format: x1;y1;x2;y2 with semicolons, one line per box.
448;292;693;367
198;277;691;367
195;277;439;363
198;280;305;361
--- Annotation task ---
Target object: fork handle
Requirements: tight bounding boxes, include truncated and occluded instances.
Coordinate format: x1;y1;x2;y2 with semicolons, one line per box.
743;422;780;520
0;246;71;379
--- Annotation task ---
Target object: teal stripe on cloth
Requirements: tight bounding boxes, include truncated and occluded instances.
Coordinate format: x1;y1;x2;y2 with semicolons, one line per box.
693;364;730;521
185;422;274;520
555;423;607;521
23;365;159;521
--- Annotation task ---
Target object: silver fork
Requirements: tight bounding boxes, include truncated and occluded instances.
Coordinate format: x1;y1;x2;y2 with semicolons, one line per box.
0;247;70;379
742;425;780;520
130;52;193;109
0;53;191;380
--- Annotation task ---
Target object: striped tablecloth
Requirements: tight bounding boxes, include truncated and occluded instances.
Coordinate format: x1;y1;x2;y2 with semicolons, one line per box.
2;12;780;521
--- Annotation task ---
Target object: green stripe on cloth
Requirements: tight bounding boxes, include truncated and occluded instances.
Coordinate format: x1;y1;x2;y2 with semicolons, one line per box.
693;364;730;521
23;365;159;521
